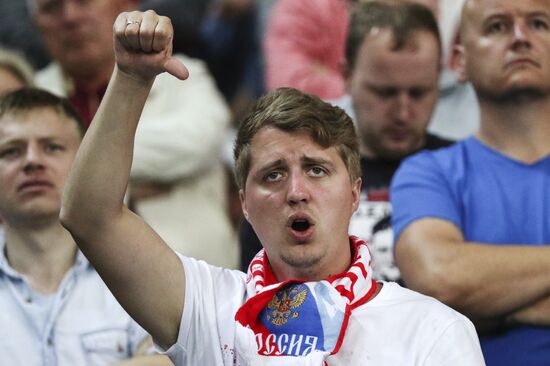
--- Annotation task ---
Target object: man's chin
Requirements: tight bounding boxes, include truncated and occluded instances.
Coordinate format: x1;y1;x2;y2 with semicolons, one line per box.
9;205;60;224
480;84;549;103
376;144;419;161
280;247;323;270
59;51;110;75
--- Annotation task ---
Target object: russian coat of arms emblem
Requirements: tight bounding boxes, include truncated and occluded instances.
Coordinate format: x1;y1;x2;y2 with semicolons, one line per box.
265;284;308;326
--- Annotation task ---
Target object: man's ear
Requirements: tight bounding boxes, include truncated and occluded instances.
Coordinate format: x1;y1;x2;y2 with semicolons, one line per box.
450;42;468;83
239;189;249;221
351;177;362;213
341;59;353;92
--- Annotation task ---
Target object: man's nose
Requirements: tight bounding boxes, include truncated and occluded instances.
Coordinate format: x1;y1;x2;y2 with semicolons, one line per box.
511;22;531;50
61;0;87;22
286;173;310;205
394;93;413;123
23;145;46;172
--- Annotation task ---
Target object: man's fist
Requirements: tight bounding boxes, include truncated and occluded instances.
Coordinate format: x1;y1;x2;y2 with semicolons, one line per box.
113;10;189;82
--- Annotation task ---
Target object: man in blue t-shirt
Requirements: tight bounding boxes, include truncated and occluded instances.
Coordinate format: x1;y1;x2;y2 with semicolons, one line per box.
391;0;550;365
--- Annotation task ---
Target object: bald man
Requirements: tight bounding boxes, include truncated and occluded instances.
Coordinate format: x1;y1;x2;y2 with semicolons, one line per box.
391;0;550;365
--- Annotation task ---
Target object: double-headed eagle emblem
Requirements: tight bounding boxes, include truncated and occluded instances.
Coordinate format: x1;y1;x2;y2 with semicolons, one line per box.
265;285;308;326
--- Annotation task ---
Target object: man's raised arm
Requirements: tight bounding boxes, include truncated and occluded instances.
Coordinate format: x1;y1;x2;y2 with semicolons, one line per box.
60;10;189;349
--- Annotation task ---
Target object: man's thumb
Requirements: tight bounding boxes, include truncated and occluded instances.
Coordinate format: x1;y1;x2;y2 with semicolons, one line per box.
164;57;189;80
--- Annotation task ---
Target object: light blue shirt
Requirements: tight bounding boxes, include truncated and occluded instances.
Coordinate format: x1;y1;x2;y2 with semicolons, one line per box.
0;235;149;365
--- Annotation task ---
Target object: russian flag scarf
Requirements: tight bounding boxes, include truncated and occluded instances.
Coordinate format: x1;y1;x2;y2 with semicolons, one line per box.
234;236;376;364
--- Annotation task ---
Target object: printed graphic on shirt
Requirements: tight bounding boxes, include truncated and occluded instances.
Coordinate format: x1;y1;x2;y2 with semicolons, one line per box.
264;285;307;326
348;190;401;282
221;343;237;365
256;283;346;356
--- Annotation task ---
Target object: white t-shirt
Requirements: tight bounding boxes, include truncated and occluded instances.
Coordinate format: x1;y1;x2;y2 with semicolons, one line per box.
164;255;485;365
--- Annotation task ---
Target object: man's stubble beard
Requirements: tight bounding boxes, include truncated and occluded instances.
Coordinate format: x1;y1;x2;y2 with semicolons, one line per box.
476;83;550;105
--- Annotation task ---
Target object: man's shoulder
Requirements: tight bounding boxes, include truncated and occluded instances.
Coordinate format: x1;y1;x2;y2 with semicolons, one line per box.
34;62;65;96
35;61;61;78
352;282;483;365
178;253;247;290
368;282;449;308
362;282;471;324
424;133;455;150
401;137;477;175
418;135;469;159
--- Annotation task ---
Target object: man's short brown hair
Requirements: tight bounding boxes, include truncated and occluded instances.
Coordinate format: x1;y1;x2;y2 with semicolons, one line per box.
233;87;360;190
346;1;441;70
0;87;85;137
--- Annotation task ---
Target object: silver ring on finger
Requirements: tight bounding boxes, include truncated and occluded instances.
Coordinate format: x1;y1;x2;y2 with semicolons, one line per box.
126;20;141;26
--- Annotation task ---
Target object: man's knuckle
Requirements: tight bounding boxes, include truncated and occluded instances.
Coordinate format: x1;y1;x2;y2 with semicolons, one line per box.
155;28;170;40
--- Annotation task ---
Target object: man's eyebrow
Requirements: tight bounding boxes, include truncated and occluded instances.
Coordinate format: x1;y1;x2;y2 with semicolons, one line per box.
480;10;509;22
0;136;62;145
527;11;550;19
365;81;391;89
482;9;550;20
252;155;335;174
0;138;24;146
365;82;397;93
254;159;285;175
302;155;334;168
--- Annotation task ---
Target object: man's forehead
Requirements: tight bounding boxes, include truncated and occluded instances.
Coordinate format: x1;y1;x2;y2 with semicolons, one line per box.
363;0;438;16
250;127;313;145
0;110;78;140
30;0;132;12
32;0;100;6
248;128;336;166
358;29;439;79
463;0;550;22
409;0;438;16
362;27;438;53
250;128;321;155
29;0;60;11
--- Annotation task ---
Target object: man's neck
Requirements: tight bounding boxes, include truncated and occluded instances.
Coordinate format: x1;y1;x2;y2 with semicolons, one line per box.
62;64;112;125
63;61;114;94
4;222;77;294
477;95;550;163
272;240;353;282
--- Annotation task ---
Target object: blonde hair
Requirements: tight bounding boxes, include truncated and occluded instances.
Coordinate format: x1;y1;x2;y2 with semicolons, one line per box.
0;49;34;87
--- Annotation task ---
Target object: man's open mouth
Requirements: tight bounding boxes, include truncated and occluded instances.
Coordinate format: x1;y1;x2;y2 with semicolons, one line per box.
291;218;311;232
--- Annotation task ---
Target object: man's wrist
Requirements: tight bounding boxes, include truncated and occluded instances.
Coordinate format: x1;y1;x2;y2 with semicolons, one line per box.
113;65;156;89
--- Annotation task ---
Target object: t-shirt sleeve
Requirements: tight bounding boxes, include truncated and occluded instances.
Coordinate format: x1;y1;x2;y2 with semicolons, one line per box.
127;317;154;356
424;317;486;365
391;151;462;243
162;253;247;365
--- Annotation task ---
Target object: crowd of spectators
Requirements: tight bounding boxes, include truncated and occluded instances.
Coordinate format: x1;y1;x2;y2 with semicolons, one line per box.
0;0;548;365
